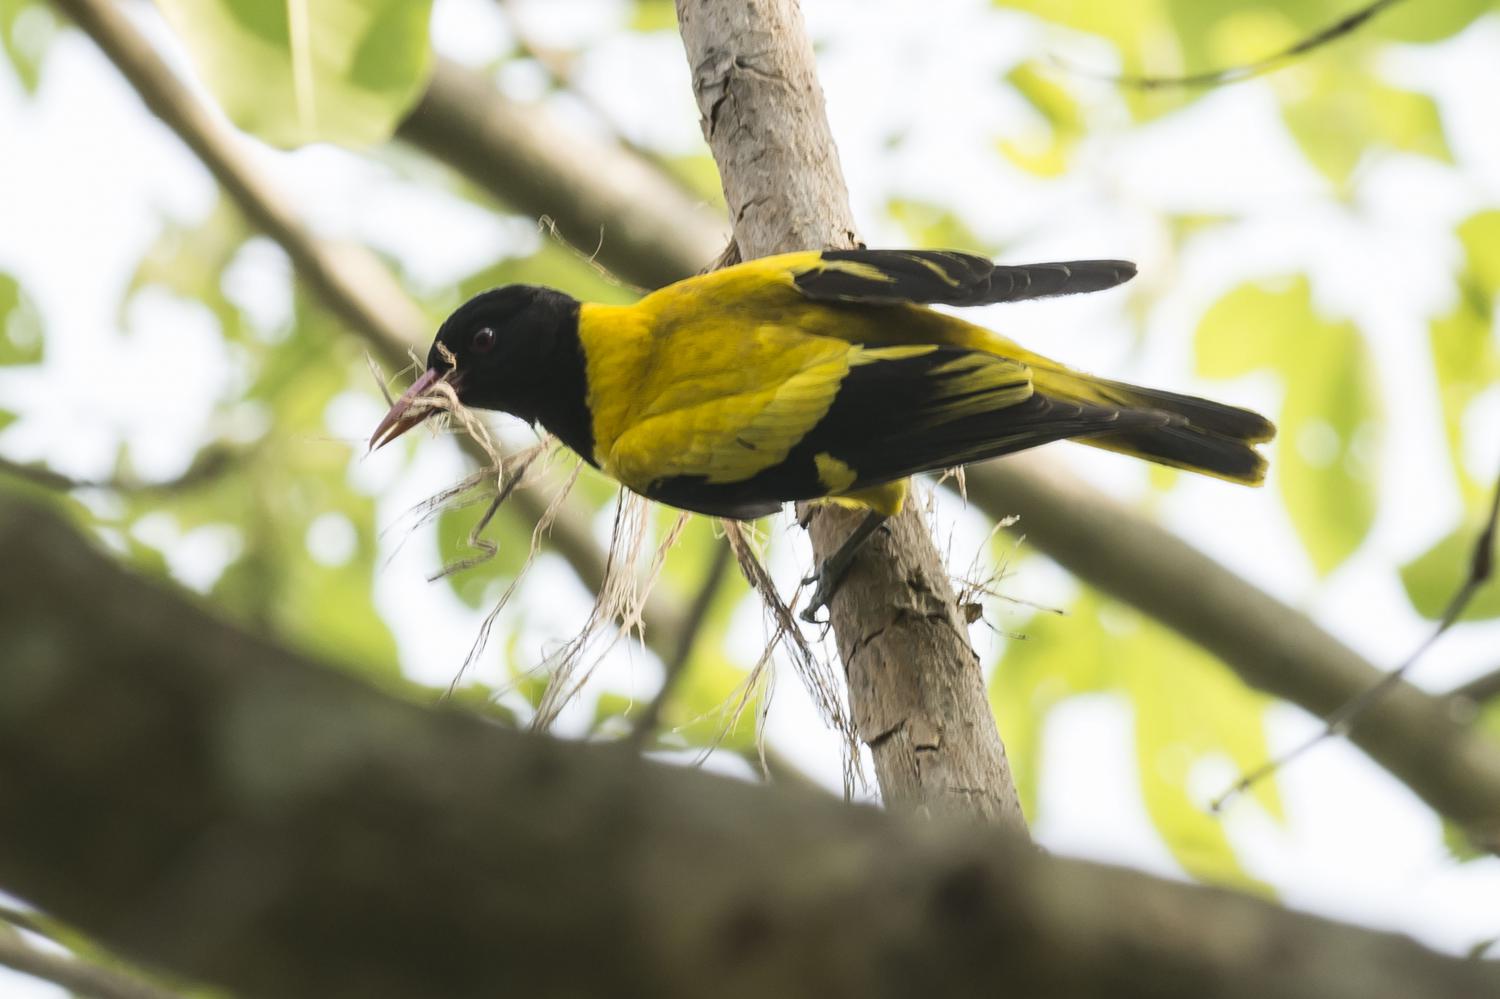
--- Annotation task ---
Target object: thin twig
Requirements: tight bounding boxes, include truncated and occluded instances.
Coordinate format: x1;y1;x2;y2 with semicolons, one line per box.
1057;0;1407;91
626;537;734;750
0;928;185;999
1213;463;1500;812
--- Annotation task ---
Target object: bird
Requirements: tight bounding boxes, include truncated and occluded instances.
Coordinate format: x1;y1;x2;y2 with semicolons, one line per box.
372;248;1274;621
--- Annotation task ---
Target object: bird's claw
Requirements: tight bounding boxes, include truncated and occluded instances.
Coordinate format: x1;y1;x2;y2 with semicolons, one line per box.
799;570;836;624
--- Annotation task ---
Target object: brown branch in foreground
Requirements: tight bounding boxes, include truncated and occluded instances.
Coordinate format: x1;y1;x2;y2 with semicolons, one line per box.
674;0;1026;828
1213;464;1500;812
1058;0;1408;91
0;928;184;999
3;493;1499;999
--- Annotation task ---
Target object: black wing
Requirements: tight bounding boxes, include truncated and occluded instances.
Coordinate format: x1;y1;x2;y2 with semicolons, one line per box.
792;249;1136;308
641;346;1166;519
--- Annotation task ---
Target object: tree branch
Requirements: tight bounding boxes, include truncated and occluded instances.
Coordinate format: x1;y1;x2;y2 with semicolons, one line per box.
0;444;249;495
0;927;183;999
964;456;1500;837
673;0;1025;826
2;492;1498;999
1454;667;1500;707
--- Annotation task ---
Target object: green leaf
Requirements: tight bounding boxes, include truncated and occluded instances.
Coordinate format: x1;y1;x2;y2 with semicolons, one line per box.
1195;278;1380;574
0;0;55;93
1425;212;1500;503
998;62;1084;177
1366;0;1491;43
629;0;678;32
0;271;43;366
991;592;1278;892
156;0;434;148
0;409;15;434
1458;210;1500;297
1121;614;1279;893
1399;522;1500;623
1282;69;1451;185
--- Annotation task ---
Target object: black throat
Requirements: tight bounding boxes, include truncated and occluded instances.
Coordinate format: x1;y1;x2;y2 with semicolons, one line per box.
530;299;596;465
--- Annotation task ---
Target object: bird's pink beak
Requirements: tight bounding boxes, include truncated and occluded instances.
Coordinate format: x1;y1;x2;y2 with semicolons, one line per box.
369;368;444;450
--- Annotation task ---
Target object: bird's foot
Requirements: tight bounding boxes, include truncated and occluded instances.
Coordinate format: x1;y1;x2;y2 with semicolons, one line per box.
798;562;849;624
797;510;889;624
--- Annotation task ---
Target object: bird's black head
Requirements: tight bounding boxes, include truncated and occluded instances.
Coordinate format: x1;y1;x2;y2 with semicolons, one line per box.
371;284;586;450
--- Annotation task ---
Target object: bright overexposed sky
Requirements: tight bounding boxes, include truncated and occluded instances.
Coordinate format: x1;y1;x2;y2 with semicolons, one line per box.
2;0;1499;992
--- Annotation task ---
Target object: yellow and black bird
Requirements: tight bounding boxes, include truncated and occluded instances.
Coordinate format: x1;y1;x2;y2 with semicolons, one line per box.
372;249;1274;619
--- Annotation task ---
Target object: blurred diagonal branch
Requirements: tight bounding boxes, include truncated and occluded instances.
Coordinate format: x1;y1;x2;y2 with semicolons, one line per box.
0;444;248;495
3;492;1499;999
0;927;183;999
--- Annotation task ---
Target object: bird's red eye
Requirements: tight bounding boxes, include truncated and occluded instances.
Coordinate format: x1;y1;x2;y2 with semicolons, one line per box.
471;327;497;354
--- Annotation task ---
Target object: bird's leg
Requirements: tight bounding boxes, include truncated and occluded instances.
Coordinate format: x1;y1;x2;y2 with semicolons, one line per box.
800;511;888;623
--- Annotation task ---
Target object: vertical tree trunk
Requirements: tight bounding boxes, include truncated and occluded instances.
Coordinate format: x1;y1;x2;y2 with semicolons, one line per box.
674;0;1026;828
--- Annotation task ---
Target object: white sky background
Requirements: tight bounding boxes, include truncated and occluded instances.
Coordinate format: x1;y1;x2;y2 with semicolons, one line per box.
2;0;1500;991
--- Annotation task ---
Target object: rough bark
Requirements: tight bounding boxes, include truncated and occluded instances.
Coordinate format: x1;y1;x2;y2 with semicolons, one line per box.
674;0;1025;827
2;494;1498;999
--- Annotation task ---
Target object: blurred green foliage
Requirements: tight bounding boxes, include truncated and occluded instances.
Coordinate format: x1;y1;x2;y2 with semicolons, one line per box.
995;0;1482;184
1196;277;1381;575
0;271;44;366
991;592;1279;893
1401;213;1500;620
157;0;434;147
0;0;52;92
